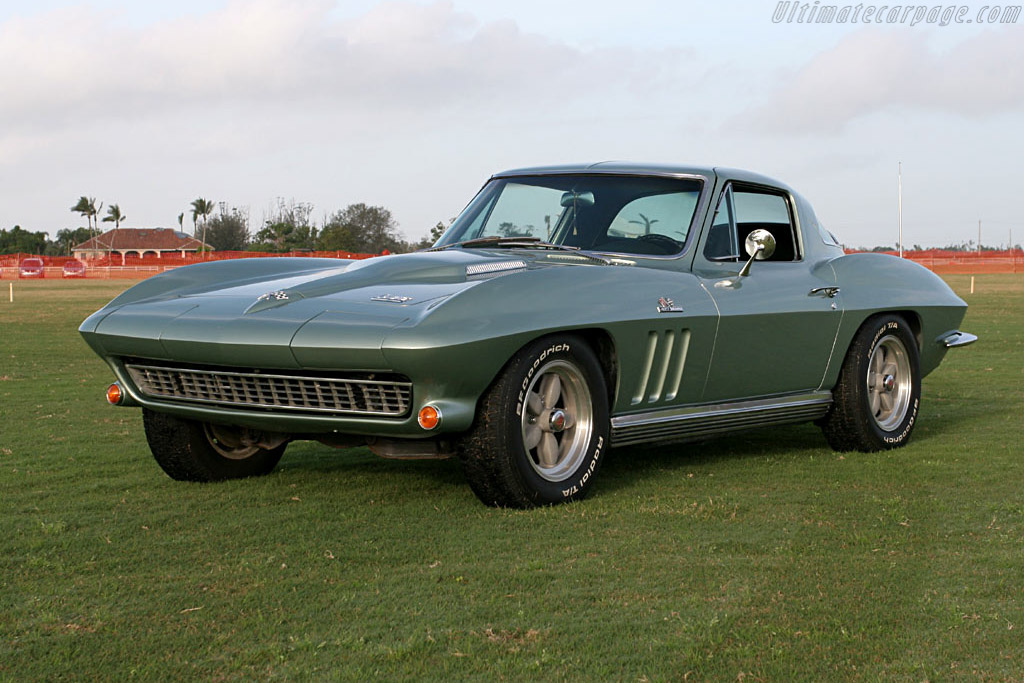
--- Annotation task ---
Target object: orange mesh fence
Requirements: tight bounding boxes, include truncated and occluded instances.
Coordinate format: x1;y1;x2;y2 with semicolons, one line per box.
0;250;380;279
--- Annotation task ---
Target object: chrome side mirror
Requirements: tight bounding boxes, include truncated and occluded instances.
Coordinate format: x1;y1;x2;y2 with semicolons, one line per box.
738;228;776;277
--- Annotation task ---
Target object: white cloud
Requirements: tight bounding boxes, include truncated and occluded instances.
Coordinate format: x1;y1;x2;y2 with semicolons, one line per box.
0;1;332;127
0;0;678;137
733;28;1024;134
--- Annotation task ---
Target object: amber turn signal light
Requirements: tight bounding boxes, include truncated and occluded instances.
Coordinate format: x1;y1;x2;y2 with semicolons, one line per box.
417;405;441;430
106;383;124;405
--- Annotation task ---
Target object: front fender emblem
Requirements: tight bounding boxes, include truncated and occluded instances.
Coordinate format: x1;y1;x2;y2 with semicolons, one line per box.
657;297;684;313
245;289;303;314
371;294;414;304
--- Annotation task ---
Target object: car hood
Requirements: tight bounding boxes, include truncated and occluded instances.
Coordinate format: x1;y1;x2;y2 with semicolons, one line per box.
81;250;594;370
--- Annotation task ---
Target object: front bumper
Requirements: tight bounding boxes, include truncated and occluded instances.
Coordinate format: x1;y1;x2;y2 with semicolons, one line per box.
938;329;978;348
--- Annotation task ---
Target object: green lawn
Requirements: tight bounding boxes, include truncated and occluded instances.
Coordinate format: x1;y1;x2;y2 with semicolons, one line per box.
1;276;1021;680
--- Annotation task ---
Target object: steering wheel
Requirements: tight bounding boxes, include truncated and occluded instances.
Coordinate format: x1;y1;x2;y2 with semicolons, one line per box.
636;233;684;254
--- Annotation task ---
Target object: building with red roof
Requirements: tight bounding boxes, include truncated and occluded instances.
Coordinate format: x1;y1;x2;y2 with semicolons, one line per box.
72;228;211;262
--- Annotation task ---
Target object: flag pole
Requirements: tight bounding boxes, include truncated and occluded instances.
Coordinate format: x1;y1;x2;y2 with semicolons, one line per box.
898;161;903;258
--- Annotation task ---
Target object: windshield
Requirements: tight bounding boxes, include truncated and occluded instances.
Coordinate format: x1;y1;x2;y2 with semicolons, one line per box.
436;174;703;257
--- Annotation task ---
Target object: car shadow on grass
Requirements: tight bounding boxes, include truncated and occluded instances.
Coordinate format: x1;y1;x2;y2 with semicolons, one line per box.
273;424;835;502
595;423;830;495
276;441;468;487
272;427;826;505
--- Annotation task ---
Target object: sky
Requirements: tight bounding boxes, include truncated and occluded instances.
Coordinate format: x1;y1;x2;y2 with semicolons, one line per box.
1;0;1022;248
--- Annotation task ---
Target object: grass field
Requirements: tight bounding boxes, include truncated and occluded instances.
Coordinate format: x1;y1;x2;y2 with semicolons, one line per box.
2;276;1022;680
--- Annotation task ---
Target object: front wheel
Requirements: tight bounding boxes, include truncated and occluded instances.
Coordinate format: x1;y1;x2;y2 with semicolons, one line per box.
142;409;287;481
458;335;610;508
821;314;921;452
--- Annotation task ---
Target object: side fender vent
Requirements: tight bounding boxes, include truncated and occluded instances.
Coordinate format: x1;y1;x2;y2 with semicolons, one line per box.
631;329;691;405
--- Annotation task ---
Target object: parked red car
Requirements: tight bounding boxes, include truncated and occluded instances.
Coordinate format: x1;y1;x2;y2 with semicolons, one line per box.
18;257;45;278
62;260;87;278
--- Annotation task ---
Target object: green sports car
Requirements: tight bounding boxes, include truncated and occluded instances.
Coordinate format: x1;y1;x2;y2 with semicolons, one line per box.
80;163;976;507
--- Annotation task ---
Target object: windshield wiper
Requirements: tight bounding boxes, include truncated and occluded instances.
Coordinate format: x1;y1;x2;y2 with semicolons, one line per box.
431;236;611;264
429;236;541;250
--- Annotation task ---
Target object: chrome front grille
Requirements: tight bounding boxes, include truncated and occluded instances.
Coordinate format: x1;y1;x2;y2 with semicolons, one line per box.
124;362;412;417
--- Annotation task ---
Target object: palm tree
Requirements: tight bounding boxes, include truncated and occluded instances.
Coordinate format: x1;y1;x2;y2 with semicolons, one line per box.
89;199;104;259
102;204;126;229
89;198;102;230
191;198;215;258
177;212;184;234
71;196;92;237
190;198;214;235
629;212;660;235
71;196;102;247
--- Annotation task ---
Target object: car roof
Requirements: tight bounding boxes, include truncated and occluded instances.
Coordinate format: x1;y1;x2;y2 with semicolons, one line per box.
492;162;792;192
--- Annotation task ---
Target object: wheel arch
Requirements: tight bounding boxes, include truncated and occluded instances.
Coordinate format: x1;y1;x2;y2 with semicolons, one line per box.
889;309;923;350
825;309;923;390
845;309;922;347
481;328;619;412
568;328;619;409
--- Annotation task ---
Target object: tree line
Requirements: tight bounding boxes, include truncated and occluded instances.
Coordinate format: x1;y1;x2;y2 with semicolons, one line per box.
225;198;438;254
0;196;448;256
196;199;446;253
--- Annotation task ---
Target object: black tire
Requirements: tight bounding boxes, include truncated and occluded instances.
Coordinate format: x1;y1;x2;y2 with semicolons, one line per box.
821;314;921;452
458;335;610;508
142;409;287;481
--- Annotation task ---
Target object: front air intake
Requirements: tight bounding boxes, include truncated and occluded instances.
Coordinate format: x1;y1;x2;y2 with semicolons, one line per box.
124;361;412;417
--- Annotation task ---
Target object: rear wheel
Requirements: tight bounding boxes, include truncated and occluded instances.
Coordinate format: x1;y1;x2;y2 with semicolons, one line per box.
458;335;609;508
142;409;287;481
821;314;921;452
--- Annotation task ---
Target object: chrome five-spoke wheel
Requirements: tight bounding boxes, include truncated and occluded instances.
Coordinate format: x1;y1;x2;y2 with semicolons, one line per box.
867;334;912;431
520;360;594;482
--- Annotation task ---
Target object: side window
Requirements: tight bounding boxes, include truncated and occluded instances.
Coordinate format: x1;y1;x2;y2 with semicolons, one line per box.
704;184;799;262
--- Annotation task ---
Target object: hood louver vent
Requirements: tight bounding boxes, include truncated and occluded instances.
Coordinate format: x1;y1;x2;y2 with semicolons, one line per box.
466;260;528;279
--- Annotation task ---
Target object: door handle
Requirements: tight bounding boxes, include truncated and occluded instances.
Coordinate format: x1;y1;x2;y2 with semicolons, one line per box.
810;286;841;298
